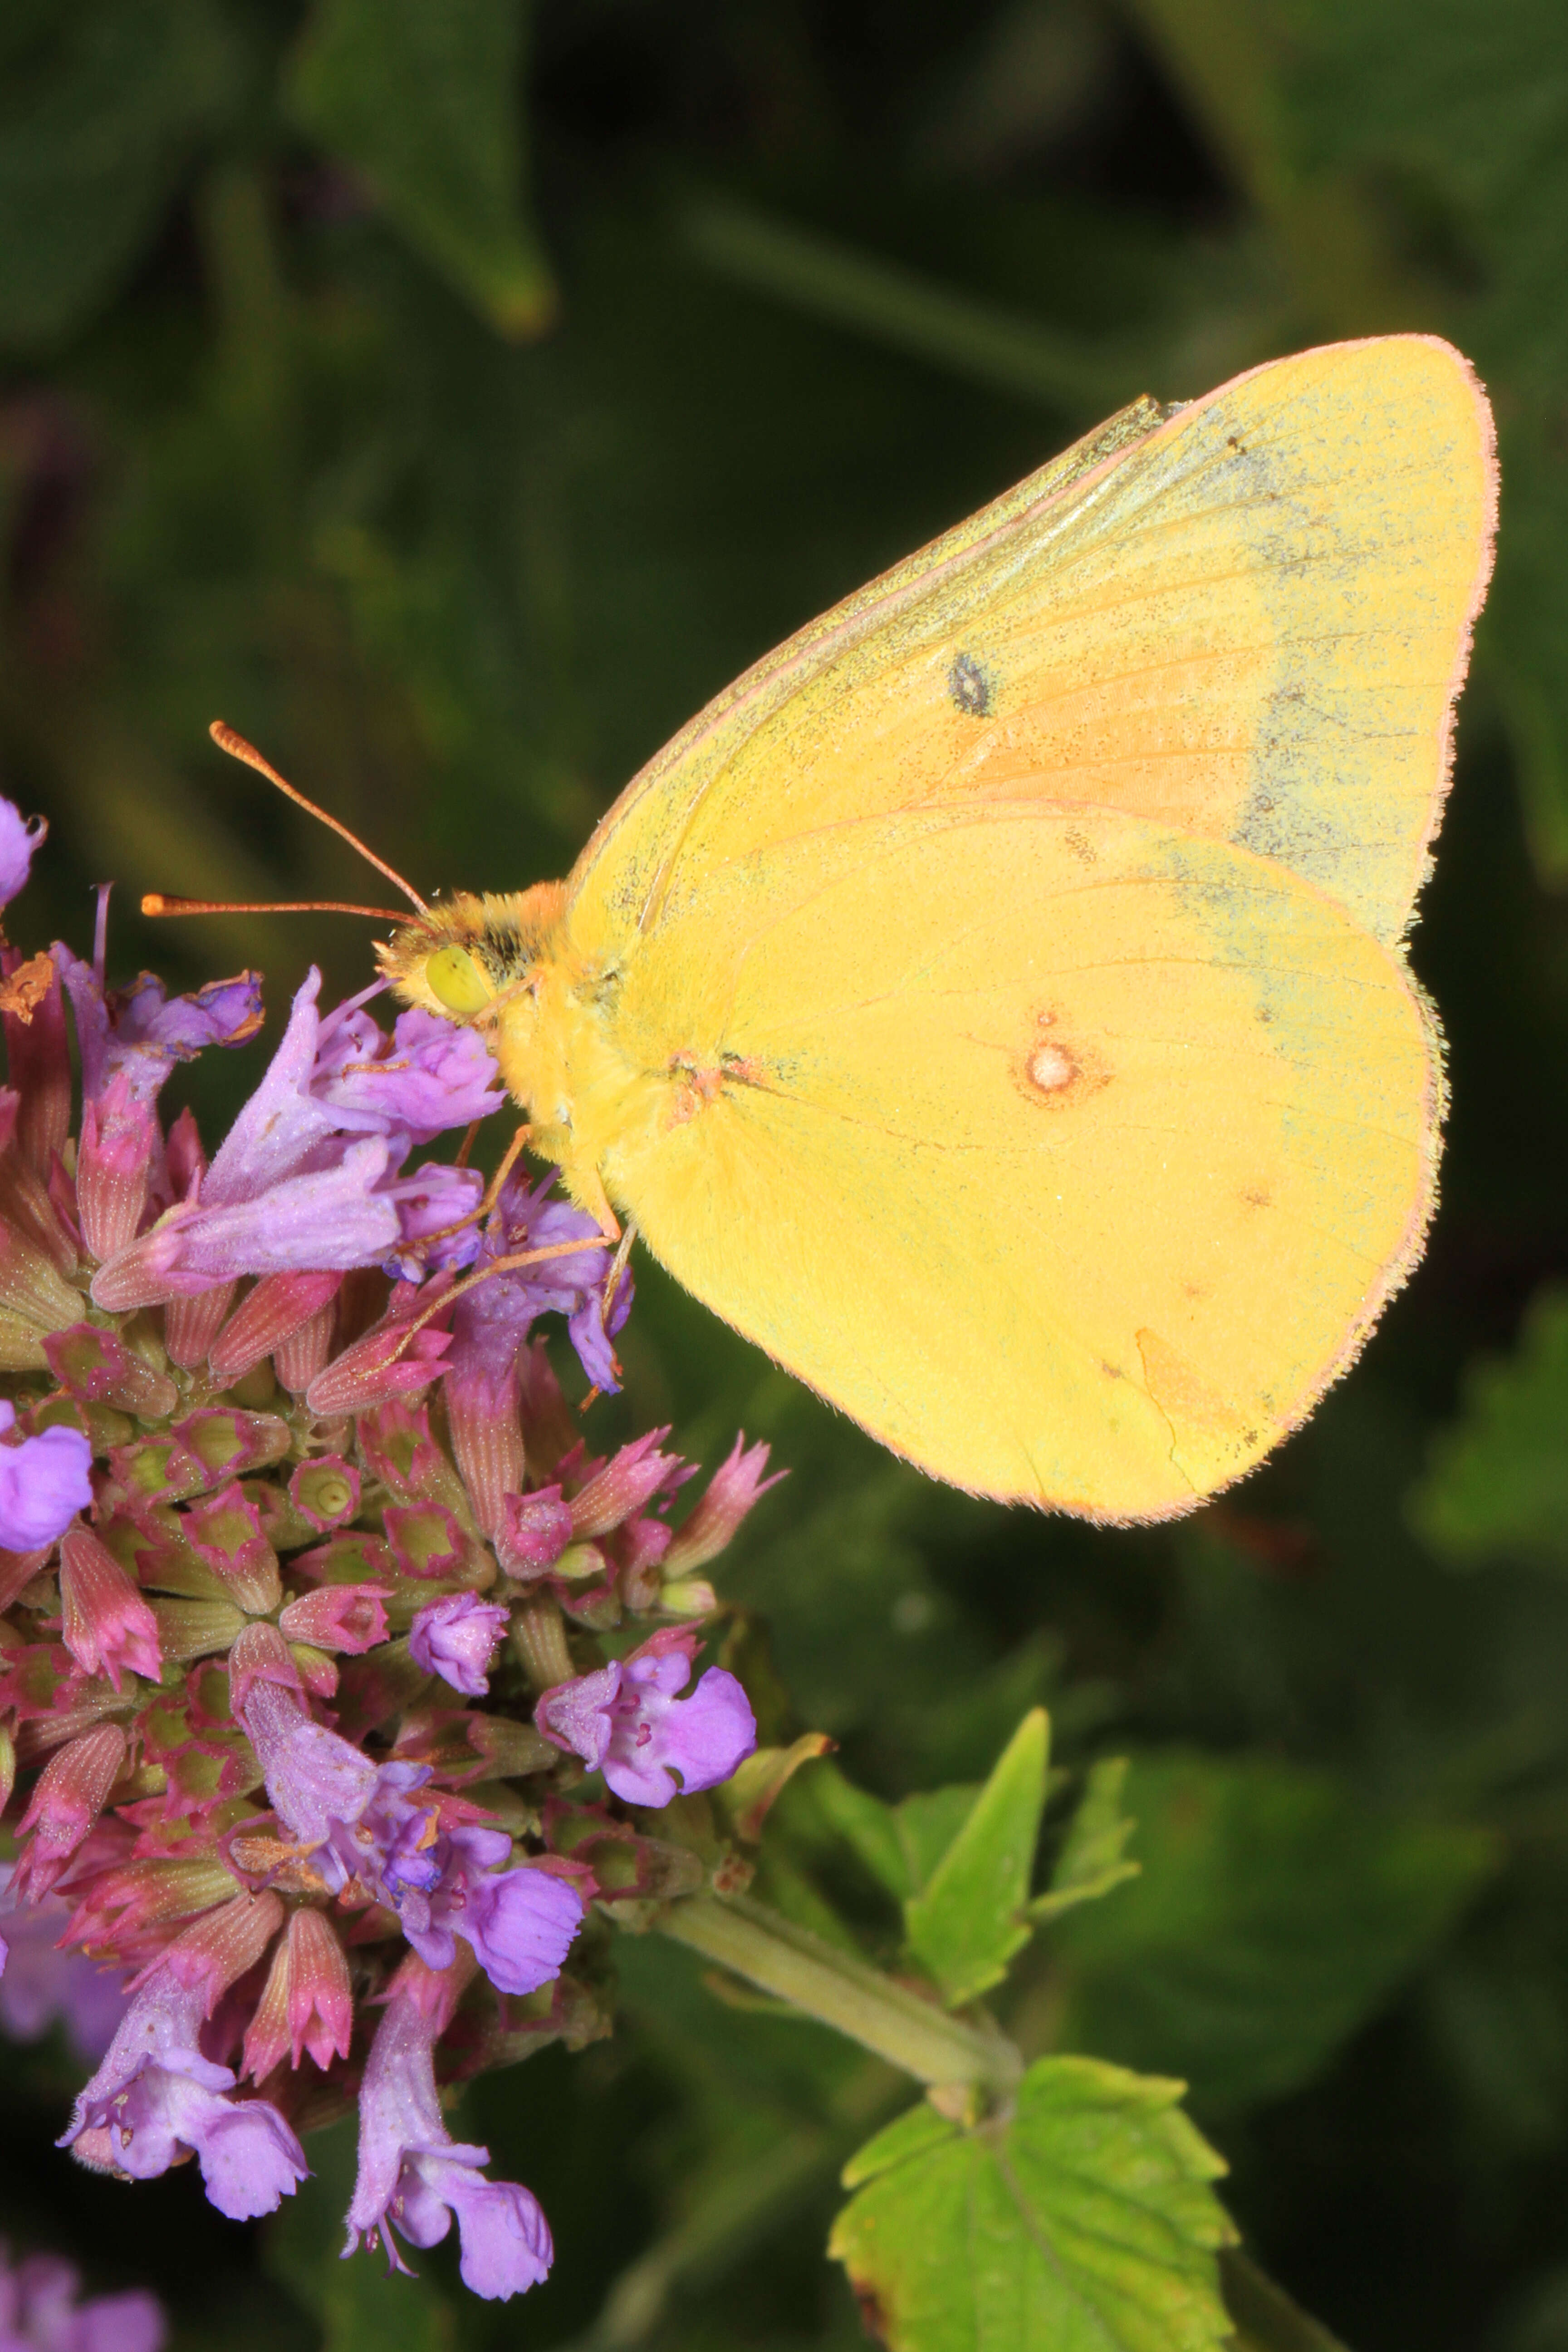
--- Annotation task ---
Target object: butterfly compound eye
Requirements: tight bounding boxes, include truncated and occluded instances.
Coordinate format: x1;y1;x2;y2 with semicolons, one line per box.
425;944;491;1016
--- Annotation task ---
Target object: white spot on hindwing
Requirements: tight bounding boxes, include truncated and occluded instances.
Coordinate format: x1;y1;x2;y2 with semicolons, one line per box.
1026;1043;1074;1092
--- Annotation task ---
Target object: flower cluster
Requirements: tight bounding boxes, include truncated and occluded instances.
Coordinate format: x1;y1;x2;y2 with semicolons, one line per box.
0;807;775;2300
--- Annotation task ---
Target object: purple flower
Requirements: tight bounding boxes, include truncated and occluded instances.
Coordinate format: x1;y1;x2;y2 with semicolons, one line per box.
239;1680;583;1996
59;1965;306;2220
92;971;504;1307
313;1002;506;1146
345;1960;552;2300
94;1139;407;1306
54;950;263;1112
409;1594;508;1697
0;1402;92;1549
382;1161;485;1281
204;974;501;1200
240;1677;379;1845
537;1628;756;1807
0;799;45;910
451;1174;632;1403
0;2244;164;2352
0;1865;128;2063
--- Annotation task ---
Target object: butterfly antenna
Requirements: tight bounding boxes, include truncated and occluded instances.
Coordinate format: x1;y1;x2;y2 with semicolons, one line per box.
205;721;429;914
142;893;409;920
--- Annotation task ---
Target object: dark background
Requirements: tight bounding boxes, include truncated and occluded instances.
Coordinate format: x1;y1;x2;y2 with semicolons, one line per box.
3;4;1568;2349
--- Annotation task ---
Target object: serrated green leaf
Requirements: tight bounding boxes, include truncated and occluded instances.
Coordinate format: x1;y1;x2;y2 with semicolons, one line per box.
904;1709;1049;2008
286;0;553;338
0;0;235;351
1053;1753;1496;2110
1409;1287;1568;1567
829;2054;1235;2352
1031;1756;1141;1923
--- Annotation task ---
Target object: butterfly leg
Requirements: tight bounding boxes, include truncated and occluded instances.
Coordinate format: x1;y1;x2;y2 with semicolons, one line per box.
408;1121;537;1254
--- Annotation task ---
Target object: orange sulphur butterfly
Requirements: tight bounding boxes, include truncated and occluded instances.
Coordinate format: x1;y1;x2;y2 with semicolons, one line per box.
377;339;1494;1520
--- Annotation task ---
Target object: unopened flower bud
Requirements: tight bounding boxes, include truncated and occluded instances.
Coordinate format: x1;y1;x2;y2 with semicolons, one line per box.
59;1523;162;1690
228;1619;304;1712
278;1583;391;1654
150;1887;284;2010
162;1282;236;1370
209;1269;343;1387
662;1436;783;1574
409;1593;508;1696
304;1283;453;1416
14;1723;126;1898
243;1905;353;2078
568;1430;686;1541
75;1079;158;1261
498;1486;572;1575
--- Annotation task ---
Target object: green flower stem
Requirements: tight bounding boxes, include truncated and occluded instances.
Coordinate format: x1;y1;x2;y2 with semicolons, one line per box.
656;1891;1022;2094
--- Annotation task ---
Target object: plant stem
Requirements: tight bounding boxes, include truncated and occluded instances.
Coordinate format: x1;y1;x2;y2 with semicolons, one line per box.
655;1891;1021;2094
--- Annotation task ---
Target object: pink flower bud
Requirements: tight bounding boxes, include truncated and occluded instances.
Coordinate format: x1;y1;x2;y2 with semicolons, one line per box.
498;1486;572;1575
662;1436;784;1574
137;1887;284;2011
162;1282;236;1371
14;1723;126;1899
64;1851;241;1966
243;1905;352;2078
75;1077;158;1261
209;1269;343;1386
304;1281;454;1416
445;1355;524;1540
59;1524;162;1691
278;1583;391;1654
273;1295;338;1393
568;1430;688;1541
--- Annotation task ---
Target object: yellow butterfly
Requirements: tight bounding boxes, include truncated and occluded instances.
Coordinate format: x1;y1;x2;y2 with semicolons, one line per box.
187;337;1500;1524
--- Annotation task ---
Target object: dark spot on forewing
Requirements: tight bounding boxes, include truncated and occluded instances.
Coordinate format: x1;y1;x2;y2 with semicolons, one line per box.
949;652;992;716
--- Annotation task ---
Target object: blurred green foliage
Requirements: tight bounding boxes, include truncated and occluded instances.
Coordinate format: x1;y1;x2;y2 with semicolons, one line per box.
2;4;1568;2351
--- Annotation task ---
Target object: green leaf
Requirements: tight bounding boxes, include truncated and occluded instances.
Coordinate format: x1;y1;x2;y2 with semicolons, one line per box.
1031;1757;1141;1923
0;0;235;351
719;1730;836;1842
1409;1286;1568;1567
286;0;554;338
896;1784;987;1895
1053;1753;1496;2110
904;1709;1049;2008
829;2055;1235;2352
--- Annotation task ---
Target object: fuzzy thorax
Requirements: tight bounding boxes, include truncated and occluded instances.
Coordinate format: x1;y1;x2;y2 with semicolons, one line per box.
376;884;661;1231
